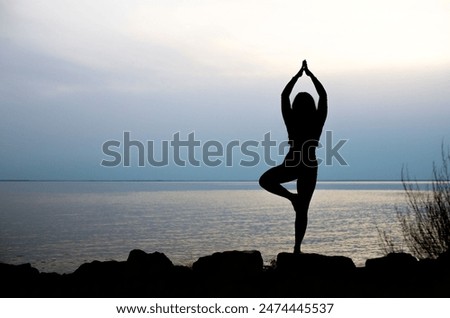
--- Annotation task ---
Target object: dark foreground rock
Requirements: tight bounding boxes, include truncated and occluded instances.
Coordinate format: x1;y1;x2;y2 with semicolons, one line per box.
276;252;356;274
193;250;263;276
1;250;449;297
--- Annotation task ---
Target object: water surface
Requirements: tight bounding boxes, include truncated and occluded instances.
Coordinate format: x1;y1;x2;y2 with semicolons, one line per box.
0;181;411;273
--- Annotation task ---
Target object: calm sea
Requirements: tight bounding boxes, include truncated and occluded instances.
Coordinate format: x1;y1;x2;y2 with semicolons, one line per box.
0;181;422;273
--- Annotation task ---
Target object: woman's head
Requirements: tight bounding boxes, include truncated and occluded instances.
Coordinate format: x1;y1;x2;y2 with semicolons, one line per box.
292;92;316;118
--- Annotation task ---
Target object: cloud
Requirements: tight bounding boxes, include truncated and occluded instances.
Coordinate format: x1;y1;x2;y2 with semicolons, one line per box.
4;0;450;88
1;0;450;180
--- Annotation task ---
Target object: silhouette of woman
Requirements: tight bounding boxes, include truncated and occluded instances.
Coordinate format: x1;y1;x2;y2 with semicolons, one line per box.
259;60;327;254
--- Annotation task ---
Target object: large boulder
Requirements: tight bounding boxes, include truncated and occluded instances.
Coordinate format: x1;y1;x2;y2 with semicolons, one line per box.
271;253;357;297
192;250;263;277
437;249;450;266
365;252;417;271
73;260;125;276
0;263;40;297
276;252;356;276
69;250;175;296
126;249;174;273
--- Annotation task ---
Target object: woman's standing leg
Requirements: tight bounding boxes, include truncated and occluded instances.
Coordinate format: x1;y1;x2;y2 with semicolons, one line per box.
293;166;318;253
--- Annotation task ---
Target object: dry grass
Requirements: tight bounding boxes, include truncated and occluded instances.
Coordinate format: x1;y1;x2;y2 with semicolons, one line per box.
379;145;450;259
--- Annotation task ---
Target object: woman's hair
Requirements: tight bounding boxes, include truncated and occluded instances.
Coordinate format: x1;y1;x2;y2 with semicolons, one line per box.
292;92;316;118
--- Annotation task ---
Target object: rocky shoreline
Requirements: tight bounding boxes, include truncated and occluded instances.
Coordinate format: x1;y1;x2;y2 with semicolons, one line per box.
1;250;449;297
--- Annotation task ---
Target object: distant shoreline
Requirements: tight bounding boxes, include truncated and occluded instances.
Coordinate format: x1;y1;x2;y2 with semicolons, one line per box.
0;179;434;182
0;179;434;192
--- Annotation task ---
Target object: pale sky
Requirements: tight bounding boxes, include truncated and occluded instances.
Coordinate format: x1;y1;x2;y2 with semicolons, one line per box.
1;0;449;180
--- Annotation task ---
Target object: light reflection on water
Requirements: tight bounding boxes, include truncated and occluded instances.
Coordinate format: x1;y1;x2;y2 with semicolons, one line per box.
0;182;409;273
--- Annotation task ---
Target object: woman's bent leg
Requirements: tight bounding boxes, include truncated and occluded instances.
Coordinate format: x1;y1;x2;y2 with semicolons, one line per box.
259;164;297;201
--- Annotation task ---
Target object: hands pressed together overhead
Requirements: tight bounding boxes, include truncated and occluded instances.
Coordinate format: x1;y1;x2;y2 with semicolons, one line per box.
295;60;313;78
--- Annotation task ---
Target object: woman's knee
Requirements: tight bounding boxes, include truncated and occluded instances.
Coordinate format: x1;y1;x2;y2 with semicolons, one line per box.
259;168;277;189
258;172;269;188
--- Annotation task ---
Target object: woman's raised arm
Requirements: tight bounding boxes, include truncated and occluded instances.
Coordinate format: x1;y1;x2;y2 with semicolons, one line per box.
303;61;327;124
281;65;303;123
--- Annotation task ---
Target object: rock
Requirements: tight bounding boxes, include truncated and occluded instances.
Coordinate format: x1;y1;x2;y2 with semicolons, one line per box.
272;253;357;297
192;250;263;277
437;249;450;266
0;263;40;297
2;249;450;297
276;252;356;276
365;252;417;271
0;262;39;278
126;249;174;273
67;251;175;296
73;260;126;277
363;253;424;297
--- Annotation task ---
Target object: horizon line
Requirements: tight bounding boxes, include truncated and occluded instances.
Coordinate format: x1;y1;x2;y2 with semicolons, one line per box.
0;179;433;183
